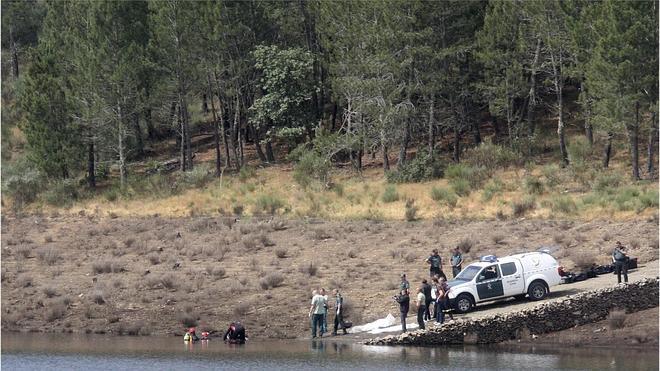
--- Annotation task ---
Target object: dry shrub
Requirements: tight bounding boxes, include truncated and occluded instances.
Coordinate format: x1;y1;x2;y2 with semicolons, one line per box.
16;274;33;288
178;312;199;328
299;262;318;276
37;247;61;265
15;245;32;259
43;286;58;298
608;309;627;330
571;251;596;271
242;235;258;250
92;260;125;274
45;303;67;322
271;219;288;231
92;290;105;304
347;249;357;258
233;302;251;316
239;225;256;235
312;228;331;240
457;238;474;254
227;281;247;294
118;321;144;336
512;197;535;217
404;252;417;263
258;232;275;247
491;234;505;245
275;248;288;258
389;249;403;259
259;272;284;289
44;235;53;243
123;238;136;248
160;274;177;290
147;253;160;265
206;266;226;279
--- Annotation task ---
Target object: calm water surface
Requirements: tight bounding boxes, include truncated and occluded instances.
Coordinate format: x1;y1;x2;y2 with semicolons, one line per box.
1;333;657;370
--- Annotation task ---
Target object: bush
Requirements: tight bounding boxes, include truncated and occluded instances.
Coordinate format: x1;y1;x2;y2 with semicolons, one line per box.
457;238;474;254
254;194;286;215
464;141;518;170
431;187;458;208
592;172;623;193
238;166;256;182
147;253;160;265
206;266;226;279
160;274;177;290
37;247;61;266
541;164;563;189
445;163;488;190
43;286;58;298
179;164;213;188
91;260;125;274
92;290;105;305
259;272;284;289
45;303;67;322
2;160;43;210
291;147;331;188
386;150;443;183
607;310;626;330
524;176;544;195
567;136;592;165
275;248;288;258
43;179;79;207
299;262;318;276
512;197;536;217
451;179;471;197
233;302;251;316
178;312;199;328
381;185;399;203
550;195;578;214
571;251;596;271
481;178;504;202
404;199;418;221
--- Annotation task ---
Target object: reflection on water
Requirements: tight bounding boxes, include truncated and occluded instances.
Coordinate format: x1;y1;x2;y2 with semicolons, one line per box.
1;333;657;371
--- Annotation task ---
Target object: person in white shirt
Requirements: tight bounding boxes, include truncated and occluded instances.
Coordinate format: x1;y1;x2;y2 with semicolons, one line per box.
309;289;326;338
415;287;426;330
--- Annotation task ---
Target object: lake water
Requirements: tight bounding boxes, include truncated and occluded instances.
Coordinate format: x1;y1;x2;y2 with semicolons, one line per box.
1;333;657;370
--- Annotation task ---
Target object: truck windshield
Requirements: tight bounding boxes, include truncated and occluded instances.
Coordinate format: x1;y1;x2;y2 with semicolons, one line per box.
455;265;480;281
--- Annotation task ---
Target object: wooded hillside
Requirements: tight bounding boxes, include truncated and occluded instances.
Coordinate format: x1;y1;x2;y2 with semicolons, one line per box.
1;0;658;211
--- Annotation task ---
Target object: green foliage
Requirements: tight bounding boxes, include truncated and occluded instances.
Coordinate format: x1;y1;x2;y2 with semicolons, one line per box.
550;195;578;214
42;179;79;207
481;178;504;202
541;164;563;189
431;187;458;208
179;164;213;189
238;166;256;182
1;158;43;209
464;141;518;171
381;185;399;203
524;176;545;195
387;150;443;183
291;147;331;188
512;196;536;217
445;164;488;190
254;194;286;215
451;179;471;197
567;136;592;165
592;172;623;193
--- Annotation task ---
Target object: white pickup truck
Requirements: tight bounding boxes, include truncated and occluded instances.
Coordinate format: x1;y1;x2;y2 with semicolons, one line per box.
447;252;562;313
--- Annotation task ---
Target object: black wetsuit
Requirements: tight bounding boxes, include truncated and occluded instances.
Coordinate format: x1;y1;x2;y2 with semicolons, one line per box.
224;323;246;344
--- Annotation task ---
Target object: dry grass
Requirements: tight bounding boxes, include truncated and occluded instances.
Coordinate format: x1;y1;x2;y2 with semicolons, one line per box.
45;302;67;322
259;272;284;289
299;262;318;276
608;309;627;330
37;247;61;265
234;301;251;316
92;260;125;274
43;286;58;298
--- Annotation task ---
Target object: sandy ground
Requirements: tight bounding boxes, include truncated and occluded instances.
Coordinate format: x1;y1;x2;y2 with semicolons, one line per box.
1;215;658;340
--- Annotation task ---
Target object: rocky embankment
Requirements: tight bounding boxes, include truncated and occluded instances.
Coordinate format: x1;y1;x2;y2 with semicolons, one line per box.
365;278;659;346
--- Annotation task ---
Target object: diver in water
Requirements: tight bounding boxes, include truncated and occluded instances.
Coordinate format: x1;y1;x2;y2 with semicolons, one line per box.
224;322;247;344
183;327;200;342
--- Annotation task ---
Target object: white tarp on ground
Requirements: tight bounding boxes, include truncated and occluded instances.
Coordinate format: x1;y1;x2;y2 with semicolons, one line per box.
348;313;420;334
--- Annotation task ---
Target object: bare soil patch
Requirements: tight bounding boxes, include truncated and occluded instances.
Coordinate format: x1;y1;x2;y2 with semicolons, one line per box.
1;215;657;339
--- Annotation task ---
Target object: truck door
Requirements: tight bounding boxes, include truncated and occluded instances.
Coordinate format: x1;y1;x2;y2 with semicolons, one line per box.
500;261;525;296
476;264;504;300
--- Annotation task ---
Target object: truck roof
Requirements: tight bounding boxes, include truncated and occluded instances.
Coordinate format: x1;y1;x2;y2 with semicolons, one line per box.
466;251;553;267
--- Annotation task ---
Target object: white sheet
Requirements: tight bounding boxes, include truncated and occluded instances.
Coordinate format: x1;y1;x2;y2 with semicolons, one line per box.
348;313;420;334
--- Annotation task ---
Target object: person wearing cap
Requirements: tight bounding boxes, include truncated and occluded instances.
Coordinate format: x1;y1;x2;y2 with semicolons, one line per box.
399;274;410;293
612;241;629;283
450;247;463;278
425;249;446;280
184;327;199;342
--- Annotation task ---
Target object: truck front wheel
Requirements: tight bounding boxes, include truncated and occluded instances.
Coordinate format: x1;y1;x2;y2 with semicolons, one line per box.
454;294;474;314
527;281;548;300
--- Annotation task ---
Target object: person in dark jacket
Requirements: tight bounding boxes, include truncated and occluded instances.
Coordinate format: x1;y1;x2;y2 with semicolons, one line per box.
426;249;446;280
394;289;410;333
224;322;247;344
612;241;629;283
421;279;432;321
332;289;348;335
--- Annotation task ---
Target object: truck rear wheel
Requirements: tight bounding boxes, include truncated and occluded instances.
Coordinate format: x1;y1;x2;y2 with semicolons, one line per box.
454;294;474;314
528;281;547;301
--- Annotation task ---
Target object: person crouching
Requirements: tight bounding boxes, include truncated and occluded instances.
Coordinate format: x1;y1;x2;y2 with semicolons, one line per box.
224;322;247;344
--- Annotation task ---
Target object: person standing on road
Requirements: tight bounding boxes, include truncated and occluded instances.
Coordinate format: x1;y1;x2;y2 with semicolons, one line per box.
320;288;329;334
425;249;446;280
612;241;629;284
451;247;463;278
399;273;410;293
415;287;426;330
332;289;347;335
309;289;326;338
421;279;432;321
394;289;410;333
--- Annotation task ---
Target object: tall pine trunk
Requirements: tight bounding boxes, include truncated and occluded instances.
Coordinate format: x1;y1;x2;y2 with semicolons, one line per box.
207;73;222;176
178;105;186;172
428;98;435;156
603;132;613;168
397;120;410;167
9;27;18;78
117;104;127;188
557;92;569;167
87;141;95;189
251;124;267;163
181;96;193;170
132;112;144;159
648;111;657;175
581;81;594;145
628;101;640;180
381;129;389;172
453;127;461;163
527;38;541;137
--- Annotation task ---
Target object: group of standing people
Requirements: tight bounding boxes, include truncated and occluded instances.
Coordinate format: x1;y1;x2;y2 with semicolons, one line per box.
394;247;463;332
309;288;348;338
